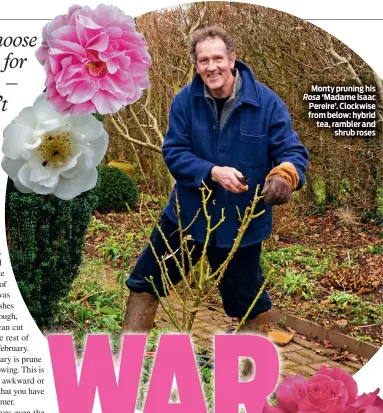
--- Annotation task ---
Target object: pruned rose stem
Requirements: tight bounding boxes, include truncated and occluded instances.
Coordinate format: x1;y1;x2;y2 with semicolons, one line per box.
127;183;268;336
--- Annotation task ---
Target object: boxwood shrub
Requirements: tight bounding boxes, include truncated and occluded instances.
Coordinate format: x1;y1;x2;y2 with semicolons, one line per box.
94;165;138;213
5;180;97;327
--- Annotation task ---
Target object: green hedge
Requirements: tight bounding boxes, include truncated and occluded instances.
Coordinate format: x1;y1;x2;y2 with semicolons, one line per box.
5;180;97;327
94;165;138;213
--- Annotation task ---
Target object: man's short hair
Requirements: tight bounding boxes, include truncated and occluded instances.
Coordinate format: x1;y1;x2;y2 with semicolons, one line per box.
190;25;235;65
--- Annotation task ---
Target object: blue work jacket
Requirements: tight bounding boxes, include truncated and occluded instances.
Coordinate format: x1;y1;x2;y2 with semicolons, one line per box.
162;60;309;248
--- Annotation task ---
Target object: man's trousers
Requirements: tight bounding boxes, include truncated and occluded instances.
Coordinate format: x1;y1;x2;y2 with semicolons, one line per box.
126;214;272;319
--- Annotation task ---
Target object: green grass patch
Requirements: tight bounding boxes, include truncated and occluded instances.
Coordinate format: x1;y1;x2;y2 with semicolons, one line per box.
265;244;333;276
263;244;333;301
87;216;113;237
327;291;383;326
51;257;127;350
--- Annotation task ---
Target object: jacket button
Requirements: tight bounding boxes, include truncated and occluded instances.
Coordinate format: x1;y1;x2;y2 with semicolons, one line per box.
213;125;216;130
212;199;216;205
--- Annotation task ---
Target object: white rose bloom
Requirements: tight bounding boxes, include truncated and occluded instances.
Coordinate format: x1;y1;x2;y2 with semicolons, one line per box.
1;94;108;200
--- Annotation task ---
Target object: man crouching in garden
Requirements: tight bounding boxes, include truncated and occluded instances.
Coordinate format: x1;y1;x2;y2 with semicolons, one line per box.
122;25;309;335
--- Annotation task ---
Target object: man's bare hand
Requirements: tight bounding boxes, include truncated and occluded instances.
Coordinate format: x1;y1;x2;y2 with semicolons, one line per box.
211;166;249;193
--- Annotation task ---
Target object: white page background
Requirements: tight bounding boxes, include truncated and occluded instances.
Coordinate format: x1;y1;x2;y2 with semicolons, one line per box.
0;1;382;411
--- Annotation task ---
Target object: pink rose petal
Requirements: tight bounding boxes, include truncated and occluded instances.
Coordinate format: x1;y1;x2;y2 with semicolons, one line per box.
264;368;379;413
91;89;123;114
35;4;151;114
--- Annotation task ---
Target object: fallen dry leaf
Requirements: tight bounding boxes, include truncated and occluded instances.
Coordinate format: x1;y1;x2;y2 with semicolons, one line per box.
268;330;294;346
345;353;360;363
336;319;348;328
323;340;333;348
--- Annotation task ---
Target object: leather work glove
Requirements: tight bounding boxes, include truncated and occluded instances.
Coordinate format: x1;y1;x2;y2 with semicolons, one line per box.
261;175;292;205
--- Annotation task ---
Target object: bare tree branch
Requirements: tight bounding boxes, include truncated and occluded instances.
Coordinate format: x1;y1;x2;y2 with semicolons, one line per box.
108;114;162;154
325;33;362;85
325;33;383;123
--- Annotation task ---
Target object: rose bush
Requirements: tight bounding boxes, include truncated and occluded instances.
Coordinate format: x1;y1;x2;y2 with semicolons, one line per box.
35;4;151;114
264;367;383;413
2;93;108;200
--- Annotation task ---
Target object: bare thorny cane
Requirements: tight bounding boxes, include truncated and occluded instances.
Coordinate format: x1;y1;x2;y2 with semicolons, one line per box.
127;182;270;337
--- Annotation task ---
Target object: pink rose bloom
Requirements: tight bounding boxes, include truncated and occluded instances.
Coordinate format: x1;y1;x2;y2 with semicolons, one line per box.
35;4;151;114
353;392;383;413
264;367;383;413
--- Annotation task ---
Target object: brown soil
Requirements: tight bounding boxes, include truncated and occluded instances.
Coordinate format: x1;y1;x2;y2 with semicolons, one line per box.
269;207;383;346
84;205;383;346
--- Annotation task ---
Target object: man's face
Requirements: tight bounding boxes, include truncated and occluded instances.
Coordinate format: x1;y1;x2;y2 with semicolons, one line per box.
195;37;236;98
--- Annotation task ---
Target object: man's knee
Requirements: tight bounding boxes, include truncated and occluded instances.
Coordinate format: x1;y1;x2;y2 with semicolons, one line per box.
126;215;183;296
